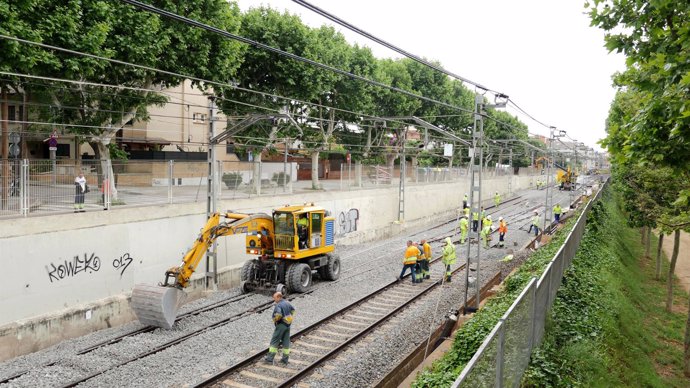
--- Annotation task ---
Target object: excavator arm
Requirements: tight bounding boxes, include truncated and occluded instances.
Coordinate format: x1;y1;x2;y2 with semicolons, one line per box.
164;213;274;289
131;212;273;329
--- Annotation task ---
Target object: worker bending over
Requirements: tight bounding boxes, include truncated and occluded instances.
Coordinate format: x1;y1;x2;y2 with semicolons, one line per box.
264;292;295;365
494;192;501;207
498;217;508;247
400;241;420;284
441;237;456;282
480;223;491;248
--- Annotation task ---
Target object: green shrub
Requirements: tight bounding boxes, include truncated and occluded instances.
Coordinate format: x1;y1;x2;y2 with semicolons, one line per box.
271;172;290;187
222;172;243;189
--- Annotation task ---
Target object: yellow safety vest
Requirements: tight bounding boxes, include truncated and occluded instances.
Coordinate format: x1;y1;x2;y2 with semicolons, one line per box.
423;243;432;259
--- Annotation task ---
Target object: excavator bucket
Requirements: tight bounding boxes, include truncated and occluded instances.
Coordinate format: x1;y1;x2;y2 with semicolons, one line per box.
130;284;186;329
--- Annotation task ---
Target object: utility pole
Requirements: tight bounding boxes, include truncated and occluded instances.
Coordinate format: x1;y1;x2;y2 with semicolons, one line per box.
205;97;218;291
398;127;407;222
543;127;555;231
464;93;483;313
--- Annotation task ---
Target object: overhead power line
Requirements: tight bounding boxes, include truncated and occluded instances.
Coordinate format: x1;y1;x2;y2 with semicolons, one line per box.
291;0;501;95
118;0;475;116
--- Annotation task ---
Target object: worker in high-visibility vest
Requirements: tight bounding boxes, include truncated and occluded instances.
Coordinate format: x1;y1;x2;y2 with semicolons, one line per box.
528;212;540;236
400;241;420;283
480;223;491;248
472;209;480;232
494;191;501;207
463;193;468;209
480;207;486;229
441;237;456;282
420;239;432;280
459;216;469;245
498;217;508;247
415;242;425;282
483;215;493;230
463;206;470;219
553;203;562;222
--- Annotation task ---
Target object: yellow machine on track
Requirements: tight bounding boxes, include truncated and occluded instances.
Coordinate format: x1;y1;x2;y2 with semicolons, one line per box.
130;204;340;329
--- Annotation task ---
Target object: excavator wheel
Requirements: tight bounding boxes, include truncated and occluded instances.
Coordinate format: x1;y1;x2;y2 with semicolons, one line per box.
287;263;312;293
130;284;186;329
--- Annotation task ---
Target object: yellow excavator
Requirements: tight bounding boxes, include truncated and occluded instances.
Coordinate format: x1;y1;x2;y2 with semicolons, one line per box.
130;204;340;329
557;167;576;191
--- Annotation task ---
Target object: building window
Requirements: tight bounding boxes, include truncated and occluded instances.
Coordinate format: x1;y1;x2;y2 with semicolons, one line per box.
226;141;235;154
193;112;207;123
7;106;23;122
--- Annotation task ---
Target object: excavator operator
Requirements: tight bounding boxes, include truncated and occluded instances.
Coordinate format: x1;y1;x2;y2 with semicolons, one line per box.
297;214;309;249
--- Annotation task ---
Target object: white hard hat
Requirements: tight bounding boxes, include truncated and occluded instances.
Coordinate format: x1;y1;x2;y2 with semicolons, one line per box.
487;216;492;220
499;216;504;221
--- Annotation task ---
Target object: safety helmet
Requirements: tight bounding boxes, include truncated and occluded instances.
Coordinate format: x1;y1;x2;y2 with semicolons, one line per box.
499;217;504;221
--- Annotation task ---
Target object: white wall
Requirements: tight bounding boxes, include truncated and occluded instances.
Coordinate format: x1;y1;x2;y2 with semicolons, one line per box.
0;175;534;326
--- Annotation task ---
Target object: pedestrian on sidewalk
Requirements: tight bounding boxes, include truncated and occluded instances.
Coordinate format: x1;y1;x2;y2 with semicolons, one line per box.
400;241;420;283
74;172;87;212
264;292;294;365
441;237;456;282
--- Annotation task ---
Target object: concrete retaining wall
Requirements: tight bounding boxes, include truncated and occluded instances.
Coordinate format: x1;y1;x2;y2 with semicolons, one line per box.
0;174;535;360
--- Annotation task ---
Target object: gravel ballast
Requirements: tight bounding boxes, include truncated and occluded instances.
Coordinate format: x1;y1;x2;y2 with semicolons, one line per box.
0;184;582;388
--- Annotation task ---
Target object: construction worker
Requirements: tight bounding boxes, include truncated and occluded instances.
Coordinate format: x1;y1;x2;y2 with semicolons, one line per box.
441;237;456;282
480;223;491;248
415;242;425;282
494;191;501;207
553;203;562;223
483;215;493;230
528;211;540;236
463;193;468;209
400;240;420;283
463;206;470;219
498;217;508;247
264;292;295;365
459;216;469;245
480;207;486;229
472;209;480;232
420;239;432;280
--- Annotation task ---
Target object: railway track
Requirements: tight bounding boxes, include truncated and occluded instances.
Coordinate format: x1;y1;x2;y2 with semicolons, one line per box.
193;263;476;388
1;187;558;387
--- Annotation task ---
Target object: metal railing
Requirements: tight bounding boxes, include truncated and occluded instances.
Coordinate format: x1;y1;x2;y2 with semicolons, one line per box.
0;159;295;218
452;178;608;388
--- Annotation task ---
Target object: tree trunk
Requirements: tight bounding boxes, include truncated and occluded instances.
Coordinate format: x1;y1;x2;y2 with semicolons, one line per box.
92;141;118;200
685;290;690;376
310;151;320;189
645;227;651;259
666;230;681;312
656;232;664;280
641;226;646;244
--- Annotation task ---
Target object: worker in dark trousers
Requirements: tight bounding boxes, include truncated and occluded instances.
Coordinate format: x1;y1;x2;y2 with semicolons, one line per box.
528;212;540;236
400;240;420;283
472;209;479;232
498;217;508;247
264;292;295;365
553;203;562;223
463;193;468;209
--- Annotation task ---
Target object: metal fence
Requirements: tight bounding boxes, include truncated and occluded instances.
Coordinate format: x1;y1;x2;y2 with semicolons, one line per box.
0;159;295;218
452;178;608;388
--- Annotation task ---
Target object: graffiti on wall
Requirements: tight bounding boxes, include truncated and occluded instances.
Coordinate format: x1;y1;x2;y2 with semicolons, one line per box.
46;253;102;283
46;252;136;283
113;253;134;278
338;208;360;235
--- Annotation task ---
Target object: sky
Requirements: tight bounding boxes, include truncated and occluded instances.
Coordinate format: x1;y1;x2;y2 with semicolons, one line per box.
236;0;626;151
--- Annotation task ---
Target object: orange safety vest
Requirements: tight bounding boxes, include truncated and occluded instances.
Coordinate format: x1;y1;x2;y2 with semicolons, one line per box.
498;221;507;234
403;246;420;265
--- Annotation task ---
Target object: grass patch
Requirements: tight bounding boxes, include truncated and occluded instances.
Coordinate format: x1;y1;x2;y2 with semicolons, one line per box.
522;192;688;387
